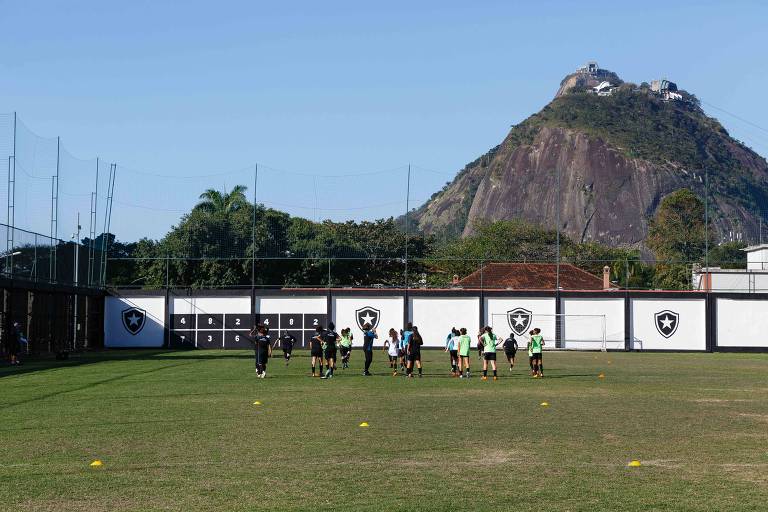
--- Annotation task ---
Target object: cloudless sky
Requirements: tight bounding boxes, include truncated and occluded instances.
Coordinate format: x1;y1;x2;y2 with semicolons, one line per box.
1;0;767;242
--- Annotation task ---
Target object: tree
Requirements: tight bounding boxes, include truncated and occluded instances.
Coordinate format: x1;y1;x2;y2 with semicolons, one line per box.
646;189;712;289
709;241;747;269
194;185;248;215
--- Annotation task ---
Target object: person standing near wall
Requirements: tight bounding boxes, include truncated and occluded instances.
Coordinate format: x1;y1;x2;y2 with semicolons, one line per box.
530;328;544;378
7;322;23;366
384;328;400;374
476;329;485;361
457;327;472;378
361;323;377;376
320;322;340;379
406;326;424;378
400;323;413;373
445;328;460;377
481;326;500;381
250;324;272;378
339;328;353;369
274;330;297;366
503;332;518;372
310;327;325;377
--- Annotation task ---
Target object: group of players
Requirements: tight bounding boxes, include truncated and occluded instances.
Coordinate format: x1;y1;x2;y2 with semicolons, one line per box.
248;321;546;380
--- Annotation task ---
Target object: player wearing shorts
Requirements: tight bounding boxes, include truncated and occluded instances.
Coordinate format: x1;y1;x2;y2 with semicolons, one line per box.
526;330;535;376
339;328;353;369
476;329;484;361
361;323;377;376
250;324;272;378
406;326;423;378
481;326;500;381
503;333;518;371
445;328;460;377
530;328;544;378
320;322;340;379
384;328;400;373
400;324;413;373
274;331;297;366
457;327;472;378
309;330;324;377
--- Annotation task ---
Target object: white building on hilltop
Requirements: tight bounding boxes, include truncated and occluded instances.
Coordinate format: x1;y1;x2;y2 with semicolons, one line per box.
693;244;768;292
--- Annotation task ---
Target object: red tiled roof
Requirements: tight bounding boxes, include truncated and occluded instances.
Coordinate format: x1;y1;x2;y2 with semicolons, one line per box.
458;263;605;290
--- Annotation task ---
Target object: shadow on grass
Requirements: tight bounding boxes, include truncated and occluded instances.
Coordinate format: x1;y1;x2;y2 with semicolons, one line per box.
0;349;258;380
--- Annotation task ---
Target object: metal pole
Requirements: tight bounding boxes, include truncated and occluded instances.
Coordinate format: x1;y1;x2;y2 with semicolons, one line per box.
73;212;80;346
6;112;16;274
251;164;257;288
404;164;411;290
705;167;709;271
53;136;60;282
556;168;560;291
50;176;56;282
89;158;99;285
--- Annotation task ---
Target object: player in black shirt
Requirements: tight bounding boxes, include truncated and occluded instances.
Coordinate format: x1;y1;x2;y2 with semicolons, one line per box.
320;322;340;379
249;324;272;378
309;330;324;377
503;333;518;371
406;326;424;378
274;331;297;366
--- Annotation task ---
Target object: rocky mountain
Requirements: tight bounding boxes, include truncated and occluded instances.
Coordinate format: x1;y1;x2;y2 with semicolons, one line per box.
410;63;768;247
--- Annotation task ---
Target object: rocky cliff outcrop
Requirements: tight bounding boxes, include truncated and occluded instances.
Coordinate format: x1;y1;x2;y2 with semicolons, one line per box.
410;64;768;247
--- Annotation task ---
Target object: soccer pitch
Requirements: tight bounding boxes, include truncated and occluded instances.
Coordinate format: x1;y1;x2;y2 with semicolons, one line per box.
2;351;767;511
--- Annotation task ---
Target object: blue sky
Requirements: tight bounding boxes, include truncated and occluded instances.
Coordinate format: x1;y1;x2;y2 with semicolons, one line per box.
1;0;767;242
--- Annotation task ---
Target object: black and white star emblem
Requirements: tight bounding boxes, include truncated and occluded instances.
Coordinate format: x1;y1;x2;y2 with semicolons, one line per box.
122;307;146;335
507;308;532;337
654;310;679;338
355;306;380;331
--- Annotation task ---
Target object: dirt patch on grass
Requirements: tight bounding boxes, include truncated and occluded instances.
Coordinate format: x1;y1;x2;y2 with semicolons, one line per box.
735;413;768;422
692;398;753;403
640;459;684;469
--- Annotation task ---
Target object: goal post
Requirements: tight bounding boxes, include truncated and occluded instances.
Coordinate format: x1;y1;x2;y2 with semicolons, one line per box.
490;313;607;352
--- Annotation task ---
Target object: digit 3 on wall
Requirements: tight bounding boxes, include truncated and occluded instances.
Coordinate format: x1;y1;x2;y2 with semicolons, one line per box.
655;310;679;338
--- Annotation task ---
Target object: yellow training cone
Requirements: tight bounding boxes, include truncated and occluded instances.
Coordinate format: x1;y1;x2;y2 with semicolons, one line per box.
253;401;262;405
540;402;549;407
359;422;370;427
598;373;605;379
628;460;642;467
89;460;103;468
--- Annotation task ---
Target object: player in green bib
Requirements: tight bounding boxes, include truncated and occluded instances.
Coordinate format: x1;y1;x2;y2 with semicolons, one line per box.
457;327;472;378
526;330;534;376
530;327;544;378
339;328;353;369
480;326;500;380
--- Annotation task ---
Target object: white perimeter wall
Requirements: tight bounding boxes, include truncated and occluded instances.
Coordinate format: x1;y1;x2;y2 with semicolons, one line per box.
105;296;165;348
561;297;625;350
410;296;479;347
485;297;556;344
630;298;706;350
109;292;765;352
332;296;403;347
717;299;768;348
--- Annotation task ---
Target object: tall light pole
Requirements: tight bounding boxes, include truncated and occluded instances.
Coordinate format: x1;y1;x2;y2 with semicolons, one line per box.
72;213;81;348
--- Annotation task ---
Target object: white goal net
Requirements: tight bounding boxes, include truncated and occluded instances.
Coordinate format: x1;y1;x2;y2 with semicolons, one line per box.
491;313;608;352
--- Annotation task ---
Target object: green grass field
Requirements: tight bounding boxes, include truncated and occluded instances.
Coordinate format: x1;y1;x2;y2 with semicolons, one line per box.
2;349;768;511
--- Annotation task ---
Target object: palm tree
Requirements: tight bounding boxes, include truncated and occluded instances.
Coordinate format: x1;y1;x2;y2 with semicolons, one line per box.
195;185;249;215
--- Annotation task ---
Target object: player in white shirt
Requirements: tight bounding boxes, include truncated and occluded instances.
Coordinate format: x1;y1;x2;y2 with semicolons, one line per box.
383;328;400;374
